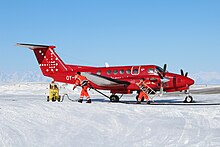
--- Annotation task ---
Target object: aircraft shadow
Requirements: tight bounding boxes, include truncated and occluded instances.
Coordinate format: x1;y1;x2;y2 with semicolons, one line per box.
119;99;220;106
88;97;220;106
90;98;109;102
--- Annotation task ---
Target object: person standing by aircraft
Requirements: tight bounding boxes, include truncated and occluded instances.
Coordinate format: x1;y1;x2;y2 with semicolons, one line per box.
73;72;91;103
137;78;150;104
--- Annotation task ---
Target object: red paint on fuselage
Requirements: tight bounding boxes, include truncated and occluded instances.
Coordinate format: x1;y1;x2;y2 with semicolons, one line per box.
51;64;194;94
20;44;194;95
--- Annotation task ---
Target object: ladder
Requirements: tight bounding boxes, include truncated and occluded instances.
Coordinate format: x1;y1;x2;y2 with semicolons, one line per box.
136;83;161;102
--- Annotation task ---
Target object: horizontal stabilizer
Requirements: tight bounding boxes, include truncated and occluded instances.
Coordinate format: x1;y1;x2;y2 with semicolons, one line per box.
16;43;56;50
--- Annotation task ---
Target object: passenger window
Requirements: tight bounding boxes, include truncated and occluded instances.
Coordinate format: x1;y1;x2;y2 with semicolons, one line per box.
120;70;124;74
107;70;111;75
113;70;118;75
133;69;138;74
96;70;101;75
126;69;131;74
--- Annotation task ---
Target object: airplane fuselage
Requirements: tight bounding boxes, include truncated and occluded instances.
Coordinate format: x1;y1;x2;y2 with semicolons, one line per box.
52;64;194;94
17;43;195;102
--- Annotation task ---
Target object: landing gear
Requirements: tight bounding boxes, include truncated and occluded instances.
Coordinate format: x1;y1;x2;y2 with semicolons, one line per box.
110;95;119;102
184;95;193;103
91;88;120;102
183;86;194;103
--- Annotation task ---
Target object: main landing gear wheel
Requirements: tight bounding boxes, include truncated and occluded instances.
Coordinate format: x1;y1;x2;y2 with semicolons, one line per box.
184;95;193;103
110;95;119;102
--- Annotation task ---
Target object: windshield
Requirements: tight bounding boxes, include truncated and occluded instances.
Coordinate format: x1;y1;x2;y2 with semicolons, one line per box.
156;66;164;73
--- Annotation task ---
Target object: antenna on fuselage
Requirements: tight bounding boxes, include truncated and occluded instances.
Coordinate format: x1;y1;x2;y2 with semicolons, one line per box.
105;62;110;67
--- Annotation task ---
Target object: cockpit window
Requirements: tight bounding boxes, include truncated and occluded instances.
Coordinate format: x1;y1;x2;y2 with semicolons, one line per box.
156;66;164;73
148;68;154;73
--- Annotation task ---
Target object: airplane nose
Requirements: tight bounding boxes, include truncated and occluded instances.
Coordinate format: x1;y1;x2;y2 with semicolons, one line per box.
186;77;194;86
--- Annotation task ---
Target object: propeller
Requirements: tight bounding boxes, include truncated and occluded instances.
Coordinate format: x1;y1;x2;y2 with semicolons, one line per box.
180;69;189;93
180;69;188;77
180;69;184;76
158;64;167;79
157;64;170;96
158;72;164;79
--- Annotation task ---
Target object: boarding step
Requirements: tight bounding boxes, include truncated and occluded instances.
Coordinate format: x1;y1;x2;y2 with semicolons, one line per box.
136;83;161;101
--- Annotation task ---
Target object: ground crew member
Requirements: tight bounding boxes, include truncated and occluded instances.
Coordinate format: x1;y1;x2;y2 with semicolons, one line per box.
50;81;58;89
73;72;91;103
137;78;150;104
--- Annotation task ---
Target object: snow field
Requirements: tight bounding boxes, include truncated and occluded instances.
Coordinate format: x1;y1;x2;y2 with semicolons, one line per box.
0;83;220;147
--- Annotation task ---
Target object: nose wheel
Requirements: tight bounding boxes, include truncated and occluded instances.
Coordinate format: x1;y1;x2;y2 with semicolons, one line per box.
183;86;194;103
184;95;193;103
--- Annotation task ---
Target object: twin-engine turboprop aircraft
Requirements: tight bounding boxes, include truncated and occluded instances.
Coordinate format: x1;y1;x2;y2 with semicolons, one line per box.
17;43;195;103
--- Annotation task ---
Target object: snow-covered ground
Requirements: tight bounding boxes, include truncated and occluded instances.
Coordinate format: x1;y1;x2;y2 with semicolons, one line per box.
0;83;220;147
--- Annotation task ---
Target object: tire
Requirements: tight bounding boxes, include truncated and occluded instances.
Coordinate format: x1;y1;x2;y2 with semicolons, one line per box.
58;96;61;102
110;95;119;102
184;96;193;103
47;96;49;102
52;97;56;102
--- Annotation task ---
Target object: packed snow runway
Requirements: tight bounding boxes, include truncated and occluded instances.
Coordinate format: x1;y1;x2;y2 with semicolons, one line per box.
0;83;220;147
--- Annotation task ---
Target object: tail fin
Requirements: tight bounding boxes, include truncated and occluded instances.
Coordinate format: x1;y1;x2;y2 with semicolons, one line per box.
17;43;68;77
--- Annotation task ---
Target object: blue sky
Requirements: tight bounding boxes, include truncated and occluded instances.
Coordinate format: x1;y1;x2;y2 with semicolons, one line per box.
0;0;220;74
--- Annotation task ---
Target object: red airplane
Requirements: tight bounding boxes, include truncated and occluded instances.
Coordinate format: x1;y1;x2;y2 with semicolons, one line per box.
17;43;195;103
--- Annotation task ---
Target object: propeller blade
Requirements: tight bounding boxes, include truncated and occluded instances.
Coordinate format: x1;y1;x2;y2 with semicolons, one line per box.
185;72;188;77
158;72;164;79
180;69;184;76
163;64;167;77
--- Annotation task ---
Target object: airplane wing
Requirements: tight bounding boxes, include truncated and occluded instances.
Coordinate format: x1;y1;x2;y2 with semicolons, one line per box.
81;72;130;87
190;86;220;94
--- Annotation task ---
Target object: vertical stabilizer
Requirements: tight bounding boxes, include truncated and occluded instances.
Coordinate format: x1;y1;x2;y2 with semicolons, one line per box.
17;43;68;77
